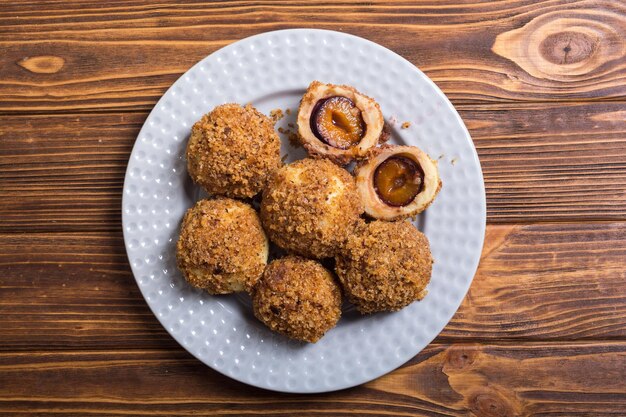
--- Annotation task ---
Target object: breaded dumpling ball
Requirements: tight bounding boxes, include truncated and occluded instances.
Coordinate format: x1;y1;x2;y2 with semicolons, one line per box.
260;158;363;259
335;220;432;313
176;198;268;294
252;256;342;343
186;104;282;198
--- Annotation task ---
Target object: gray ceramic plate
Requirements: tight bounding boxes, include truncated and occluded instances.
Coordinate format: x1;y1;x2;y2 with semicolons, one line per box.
122;29;486;393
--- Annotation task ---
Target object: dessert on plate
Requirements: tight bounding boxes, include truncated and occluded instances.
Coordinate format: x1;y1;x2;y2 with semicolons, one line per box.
252;256;342;343
355;145;441;221
297;81;387;164
335;220;433;314
260;158;363;259
177;82;441;342
176;198;268;294
186;103;282;199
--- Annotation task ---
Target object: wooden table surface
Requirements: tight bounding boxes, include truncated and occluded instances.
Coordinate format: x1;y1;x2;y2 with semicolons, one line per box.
2;1;626;415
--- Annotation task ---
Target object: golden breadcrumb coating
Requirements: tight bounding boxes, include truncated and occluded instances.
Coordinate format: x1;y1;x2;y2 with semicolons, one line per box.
252;256;342;343
176;198;268;294
260;158;363;259
335;220;433;314
186;104;282;198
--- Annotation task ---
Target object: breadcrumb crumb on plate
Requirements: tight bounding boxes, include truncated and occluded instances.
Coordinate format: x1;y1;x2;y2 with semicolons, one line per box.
270;108;285;122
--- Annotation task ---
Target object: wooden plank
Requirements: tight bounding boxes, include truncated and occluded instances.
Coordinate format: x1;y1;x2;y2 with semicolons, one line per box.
0;231;178;351
1;1;626;112
0;113;138;232
444;222;626;340
2;102;626;232
0;342;624;416
1;223;625;351
464;102;626;222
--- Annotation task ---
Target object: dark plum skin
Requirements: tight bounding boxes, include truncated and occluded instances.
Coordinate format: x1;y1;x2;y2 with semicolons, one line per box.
309;98;328;141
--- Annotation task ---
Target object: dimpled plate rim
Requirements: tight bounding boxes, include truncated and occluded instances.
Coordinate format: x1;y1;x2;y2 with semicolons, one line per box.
122;29;486;393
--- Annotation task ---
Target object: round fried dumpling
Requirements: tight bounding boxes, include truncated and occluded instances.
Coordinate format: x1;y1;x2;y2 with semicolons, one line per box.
186;104;282;198
260;158;363;259
297;81;386;164
335;220;432;313
176;198;268;294
252;256;342;343
355;145;441;220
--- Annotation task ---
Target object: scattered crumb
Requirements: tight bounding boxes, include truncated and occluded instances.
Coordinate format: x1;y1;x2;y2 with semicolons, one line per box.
388;116;398;127
285;108;292;115
288;131;301;148
451;157;458;166
281;154;289;163
401;122;411;129
270;108;284;122
438;154;445;160
288;123;295;128
277;126;302;148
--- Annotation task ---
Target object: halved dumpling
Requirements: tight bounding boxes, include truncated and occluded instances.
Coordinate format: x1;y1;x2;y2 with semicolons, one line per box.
355;145;441;220
297;81;385;164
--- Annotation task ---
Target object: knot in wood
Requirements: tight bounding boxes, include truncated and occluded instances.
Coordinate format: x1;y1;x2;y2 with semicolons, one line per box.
446;348;476;369
470;392;514;417
18;55;65;74
492;10;626;81
540;31;596;65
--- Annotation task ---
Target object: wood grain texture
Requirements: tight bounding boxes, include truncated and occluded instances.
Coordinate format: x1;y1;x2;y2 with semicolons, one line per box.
2;1;626;413
0;113;137;232
0;342;624;416
0;231;177;351
445;222;626;340
2;102;626;233
1;223;624;351
1;0;626;112
464;102;626;221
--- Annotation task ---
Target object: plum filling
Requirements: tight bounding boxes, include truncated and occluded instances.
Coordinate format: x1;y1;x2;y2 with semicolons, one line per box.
310;96;365;149
373;155;424;207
